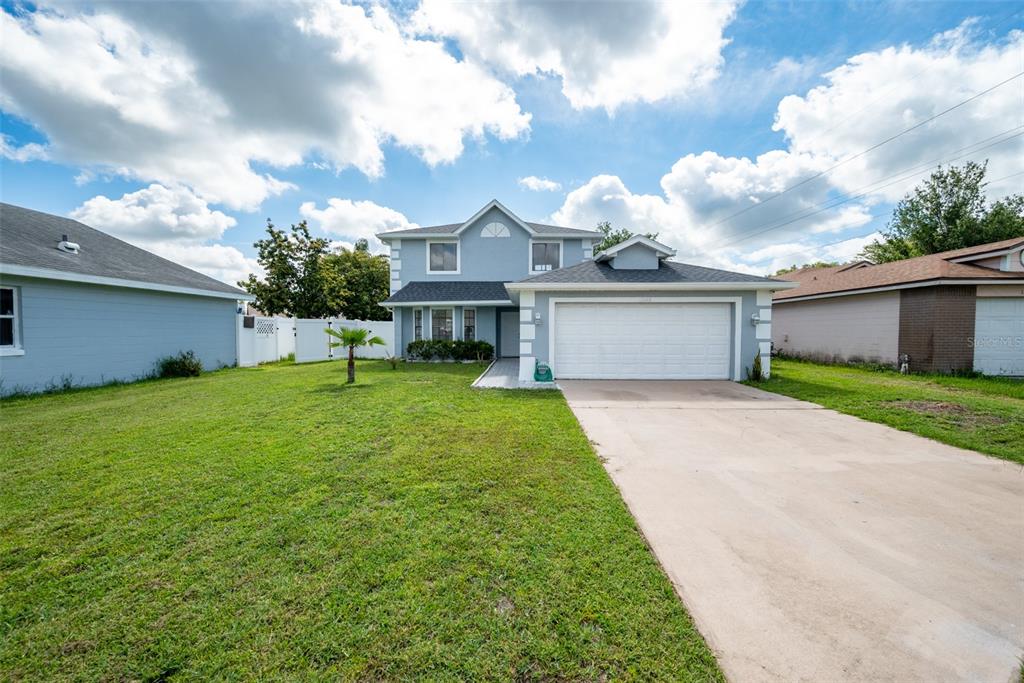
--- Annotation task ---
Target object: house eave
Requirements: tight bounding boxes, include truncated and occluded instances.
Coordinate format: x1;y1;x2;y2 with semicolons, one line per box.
383;299;514;308
506;281;796;292
774;277;1024;303
0;263;254;300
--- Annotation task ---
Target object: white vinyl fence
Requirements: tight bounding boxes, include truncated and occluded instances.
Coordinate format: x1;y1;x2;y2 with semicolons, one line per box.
294;318;394;363
237;315;296;367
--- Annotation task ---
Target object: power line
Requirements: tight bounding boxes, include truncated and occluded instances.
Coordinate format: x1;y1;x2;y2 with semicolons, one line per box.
706;126;1024;251
706;70;1024;233
759;169;1024;269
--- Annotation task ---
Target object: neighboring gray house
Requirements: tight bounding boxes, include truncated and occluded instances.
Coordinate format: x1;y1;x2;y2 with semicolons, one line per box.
773;237;1024;375
0;203;253;394
380;200;795;382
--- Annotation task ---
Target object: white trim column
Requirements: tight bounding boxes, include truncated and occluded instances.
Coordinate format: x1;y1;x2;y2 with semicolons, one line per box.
518;290;536;381
756;289;773;378
388;239;402;294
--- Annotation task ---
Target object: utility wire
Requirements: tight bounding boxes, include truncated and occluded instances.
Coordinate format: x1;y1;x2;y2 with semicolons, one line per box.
761;169;1024;269
706;70;1024;233
708;124;1024;249
707;126;1024;251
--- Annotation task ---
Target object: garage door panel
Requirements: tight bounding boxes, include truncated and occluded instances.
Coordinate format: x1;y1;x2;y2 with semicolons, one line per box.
553;302;733;380
974;298;1024;376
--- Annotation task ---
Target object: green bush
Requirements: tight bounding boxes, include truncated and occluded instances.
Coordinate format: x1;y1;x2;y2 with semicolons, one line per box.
406;339;494;361
156;350;203;378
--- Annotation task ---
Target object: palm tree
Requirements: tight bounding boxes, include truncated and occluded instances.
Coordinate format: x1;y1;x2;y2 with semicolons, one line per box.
325;326;386;384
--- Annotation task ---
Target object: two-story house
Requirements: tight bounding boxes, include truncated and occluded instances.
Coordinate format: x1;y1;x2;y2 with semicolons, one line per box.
380;200;794;382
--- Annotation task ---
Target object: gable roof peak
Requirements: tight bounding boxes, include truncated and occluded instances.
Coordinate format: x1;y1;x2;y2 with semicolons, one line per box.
595;234;676;262
454;198;535;235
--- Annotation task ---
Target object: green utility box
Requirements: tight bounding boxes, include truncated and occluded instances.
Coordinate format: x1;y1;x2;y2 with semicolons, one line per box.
534;362;553;382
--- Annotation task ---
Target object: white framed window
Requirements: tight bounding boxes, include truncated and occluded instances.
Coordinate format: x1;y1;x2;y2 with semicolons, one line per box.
413;308;423;341
0;286;22;354
431;308;454;340
427;241;459;274
530;240;562;272
463;308;476;341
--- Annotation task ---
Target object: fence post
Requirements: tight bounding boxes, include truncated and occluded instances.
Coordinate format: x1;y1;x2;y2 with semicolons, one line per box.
327;320;333;359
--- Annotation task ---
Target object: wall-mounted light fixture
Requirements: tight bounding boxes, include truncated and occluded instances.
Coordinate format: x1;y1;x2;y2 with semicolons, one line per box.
534;312;543;326
750;312;761;326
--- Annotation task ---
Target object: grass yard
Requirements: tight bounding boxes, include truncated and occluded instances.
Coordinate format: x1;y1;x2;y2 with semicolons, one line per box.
752;358;1024;464
0;361;722;681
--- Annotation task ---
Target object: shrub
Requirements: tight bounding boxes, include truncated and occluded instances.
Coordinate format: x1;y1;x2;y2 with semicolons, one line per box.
747;353;763;382
156;350;203;378
406;339;494;361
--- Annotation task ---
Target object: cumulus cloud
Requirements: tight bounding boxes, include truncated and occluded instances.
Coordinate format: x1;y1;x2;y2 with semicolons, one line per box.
774;20;1024;200
1;135;48;162
518;176;561;192
71;185;258;285
553;22;1022;274
0;2;530;210
413;0;738;111
299;198;417;250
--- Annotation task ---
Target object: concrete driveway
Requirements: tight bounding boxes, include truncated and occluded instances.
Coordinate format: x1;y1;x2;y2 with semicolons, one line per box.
561;380;1024;683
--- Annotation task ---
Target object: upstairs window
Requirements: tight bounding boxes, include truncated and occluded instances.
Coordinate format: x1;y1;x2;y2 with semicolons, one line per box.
463;308;476;341
413;308;423;341
431;309;453;340
0;287;19;349
428;242;458;273
531;242;561;272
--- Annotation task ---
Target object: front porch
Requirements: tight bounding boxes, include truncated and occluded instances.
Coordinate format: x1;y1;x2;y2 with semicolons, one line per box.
472;358;558;390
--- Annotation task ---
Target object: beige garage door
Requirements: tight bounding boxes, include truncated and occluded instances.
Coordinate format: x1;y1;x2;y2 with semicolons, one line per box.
553;302;732;379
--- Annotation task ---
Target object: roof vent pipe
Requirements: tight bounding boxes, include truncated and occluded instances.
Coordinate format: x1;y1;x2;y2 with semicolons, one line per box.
57;234;80;254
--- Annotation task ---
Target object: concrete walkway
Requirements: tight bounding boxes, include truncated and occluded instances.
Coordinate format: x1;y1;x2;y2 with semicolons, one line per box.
561;380;1024;683
472;358;557;389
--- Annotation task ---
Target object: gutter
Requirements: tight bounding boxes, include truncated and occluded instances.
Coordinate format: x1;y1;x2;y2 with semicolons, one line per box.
0;263;254;301
505;281;797;292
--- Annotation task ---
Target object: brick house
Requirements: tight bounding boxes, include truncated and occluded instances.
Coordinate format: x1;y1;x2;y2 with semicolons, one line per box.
772;238;1024;375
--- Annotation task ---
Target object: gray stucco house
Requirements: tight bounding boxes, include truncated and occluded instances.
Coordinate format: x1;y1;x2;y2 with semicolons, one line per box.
0;203;252;395
380;200;795;382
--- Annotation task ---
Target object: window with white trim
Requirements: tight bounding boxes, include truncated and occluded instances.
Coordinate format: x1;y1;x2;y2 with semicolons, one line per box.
531;241;560;271
0;287;18;349
413;308;423;341
463;308;476;341
428;242;458;272
431;308;453;340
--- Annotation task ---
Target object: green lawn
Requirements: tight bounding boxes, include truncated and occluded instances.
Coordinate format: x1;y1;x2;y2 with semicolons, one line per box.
752;358;1024;464
0;361;722;681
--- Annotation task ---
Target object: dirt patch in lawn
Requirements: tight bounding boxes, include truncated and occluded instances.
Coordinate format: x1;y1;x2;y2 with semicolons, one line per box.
884;400;1007;428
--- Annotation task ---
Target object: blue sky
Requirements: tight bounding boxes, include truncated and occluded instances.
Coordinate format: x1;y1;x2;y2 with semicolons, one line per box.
2;1;1021;282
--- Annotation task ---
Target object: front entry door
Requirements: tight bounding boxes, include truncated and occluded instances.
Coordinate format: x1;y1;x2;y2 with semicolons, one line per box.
500;311;520;357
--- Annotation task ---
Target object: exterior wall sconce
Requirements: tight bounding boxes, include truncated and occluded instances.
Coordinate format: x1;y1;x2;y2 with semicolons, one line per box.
750;312;761;326
534;312;543;326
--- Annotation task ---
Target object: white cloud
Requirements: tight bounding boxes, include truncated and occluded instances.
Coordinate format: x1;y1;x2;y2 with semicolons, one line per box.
413;0;738;112
774;21;1024;201
518;176;561;192
0;136;48;162
553;22;1022;274
0;2;530;210
299;198;417;249
70;185;258;285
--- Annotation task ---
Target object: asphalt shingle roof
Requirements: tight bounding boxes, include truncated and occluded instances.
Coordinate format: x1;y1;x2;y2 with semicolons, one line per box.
379;221;600;238
775;237;1024;300
517;259;783;284
0;203;246;296
384;281;512;304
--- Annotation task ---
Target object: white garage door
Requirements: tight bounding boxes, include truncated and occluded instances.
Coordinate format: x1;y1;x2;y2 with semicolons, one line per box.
974;298;1024;376
553;302;732;379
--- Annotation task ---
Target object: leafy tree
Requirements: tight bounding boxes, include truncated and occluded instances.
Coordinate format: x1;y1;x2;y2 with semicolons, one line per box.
593;221;659;253
860;161;1024;263
774;261;839;276
239;220;345;318
326;327;386;383
324;245;392;321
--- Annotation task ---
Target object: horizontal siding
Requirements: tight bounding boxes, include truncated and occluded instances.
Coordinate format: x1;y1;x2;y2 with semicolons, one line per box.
773;291;900;364
0;276;237;394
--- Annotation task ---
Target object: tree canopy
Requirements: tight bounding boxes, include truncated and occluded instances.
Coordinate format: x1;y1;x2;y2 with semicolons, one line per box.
239;220;391;320
773;261;839;276
860;161;1024;263
593;221;659;253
